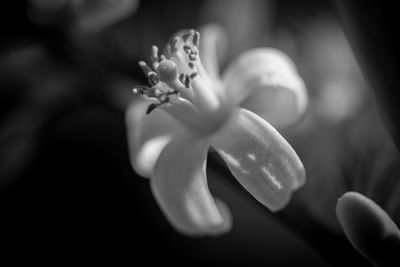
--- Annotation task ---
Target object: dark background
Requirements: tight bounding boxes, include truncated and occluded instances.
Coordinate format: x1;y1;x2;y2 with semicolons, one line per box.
1;1;399;266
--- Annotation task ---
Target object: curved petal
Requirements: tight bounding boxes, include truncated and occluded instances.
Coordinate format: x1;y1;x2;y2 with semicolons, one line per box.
199;23;229;81
336;192;400;267
125;100;183;178
222;48;308;129
152;132;231;236
211;108;306;211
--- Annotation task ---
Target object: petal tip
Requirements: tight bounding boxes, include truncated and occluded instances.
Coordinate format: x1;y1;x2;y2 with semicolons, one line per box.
165;200;232;237
133;136;172;178
151;134;232;237
292;164;307;191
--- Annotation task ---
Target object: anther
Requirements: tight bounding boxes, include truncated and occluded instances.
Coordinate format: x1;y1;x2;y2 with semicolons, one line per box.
150;45;160;69
147;71;159;86
151;45;158;57
189;53;197;61
183;44;191;54
193;31;200;46
132;85;150;95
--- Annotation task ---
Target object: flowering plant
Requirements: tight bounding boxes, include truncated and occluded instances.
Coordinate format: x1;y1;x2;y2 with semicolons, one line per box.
126;24;308;236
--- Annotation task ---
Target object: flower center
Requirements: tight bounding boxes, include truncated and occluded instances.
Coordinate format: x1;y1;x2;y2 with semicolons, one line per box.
132;29;231;135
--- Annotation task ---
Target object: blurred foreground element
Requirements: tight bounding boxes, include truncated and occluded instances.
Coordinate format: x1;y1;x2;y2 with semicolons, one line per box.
337;192;400;267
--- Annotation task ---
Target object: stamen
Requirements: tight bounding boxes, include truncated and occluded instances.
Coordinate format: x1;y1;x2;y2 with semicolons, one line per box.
133;85;162;99
147;71;159;86
132;85;150;94
193;31;200;46
139;61;152;75
150;45;160;69
134;28;221;118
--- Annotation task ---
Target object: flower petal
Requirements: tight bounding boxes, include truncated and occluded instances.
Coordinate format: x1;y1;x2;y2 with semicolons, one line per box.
222;48;307;128
125;100;183;178
211;108;306;211
199;23;228;80
152;133;231;236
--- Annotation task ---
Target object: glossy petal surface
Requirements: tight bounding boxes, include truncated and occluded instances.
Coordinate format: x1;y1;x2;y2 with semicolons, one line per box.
212;108;306;211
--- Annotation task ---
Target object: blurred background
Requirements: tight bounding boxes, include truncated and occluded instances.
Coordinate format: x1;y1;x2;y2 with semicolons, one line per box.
1;0;399;265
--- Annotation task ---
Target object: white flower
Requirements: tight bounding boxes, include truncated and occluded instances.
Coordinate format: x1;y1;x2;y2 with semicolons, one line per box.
126;24;308;236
